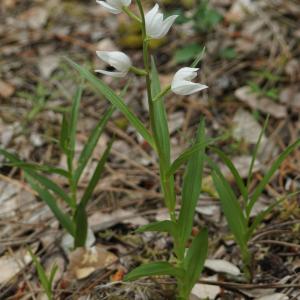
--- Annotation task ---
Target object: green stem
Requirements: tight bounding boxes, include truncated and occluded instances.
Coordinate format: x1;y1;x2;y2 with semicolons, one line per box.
122;6;142;23
153;85;171;102
129;66;147;76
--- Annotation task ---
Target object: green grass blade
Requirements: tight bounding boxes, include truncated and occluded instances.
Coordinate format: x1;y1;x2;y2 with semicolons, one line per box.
26;173;75;236
79;140;113;208
246;115;269;190
64;57;155;149
211;169;247;251
74;107;113;184
48;265;58;291
178;119;206;249
28;249;52;300
136;220;177;237
124;262;185;281
247;139;300;217
210;146;248;202
24;169;73;207
183;229;208;296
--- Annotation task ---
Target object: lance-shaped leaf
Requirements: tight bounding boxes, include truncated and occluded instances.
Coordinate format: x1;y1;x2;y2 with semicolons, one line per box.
73;106;114;184
182;229;208;297
25;173;75;236
247;139;300;216
74;202;88;248
177;119;206;250
211;169;247;252
65;57;155;149
124;262;185;281
136;220;177;237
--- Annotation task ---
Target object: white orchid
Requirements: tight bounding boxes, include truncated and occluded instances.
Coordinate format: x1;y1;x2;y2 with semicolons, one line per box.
171;67;208;95
145;4;178;39
96;0;131;14
95;51;132;77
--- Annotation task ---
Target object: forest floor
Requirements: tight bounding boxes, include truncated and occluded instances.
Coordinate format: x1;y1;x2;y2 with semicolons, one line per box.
1;0;300;299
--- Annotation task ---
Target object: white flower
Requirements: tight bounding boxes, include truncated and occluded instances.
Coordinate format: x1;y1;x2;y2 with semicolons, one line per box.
145;4;178;39
171;67;208;95
95;51;132;77
96;0;131;14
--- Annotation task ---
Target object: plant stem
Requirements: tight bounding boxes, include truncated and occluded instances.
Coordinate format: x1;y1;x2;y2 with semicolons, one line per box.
122;6;142;23
153;85;171;102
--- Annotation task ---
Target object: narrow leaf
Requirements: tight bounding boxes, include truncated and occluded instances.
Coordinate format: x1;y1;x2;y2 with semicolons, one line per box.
74;202;88;248
136;220;177;237
74;106;113;184
26;173;75;236
210;146;248;203
178;119;206;249
24;169;73;207
28;249;52;299
247;139;300;216
124;262;185;281
211;169;247;251
79;140;113;208
65;57;155;149
183;229;208;296
247;115;269;189
60;112;69;154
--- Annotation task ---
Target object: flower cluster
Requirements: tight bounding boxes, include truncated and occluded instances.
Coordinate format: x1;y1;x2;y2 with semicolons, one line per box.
96;1;208;95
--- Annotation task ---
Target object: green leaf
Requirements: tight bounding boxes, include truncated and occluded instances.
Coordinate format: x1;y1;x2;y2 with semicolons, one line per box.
124;262;185;281
24;169;73;208
64;57;155;149
79;140;113;208
60;112;69;154
150;57;176;210
175;44;204;64
26;173;75;236
178;119;206;251
182;229;208;296
247;191;300;239
74;202;88;248
210;146;248;203
247;139;300;216
211;168;247;252
136;220;177;237
48;265;58;290
74;106;114;184
150;57;171;167
0;148;69;178
28;249;53;300
247;115;269;190
68;85;83;164
167;139;210;177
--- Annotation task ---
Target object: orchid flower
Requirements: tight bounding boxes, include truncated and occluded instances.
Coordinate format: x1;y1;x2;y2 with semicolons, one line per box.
95;51;132;77
96;0;131;14
145;4;178;39
171;67;208;95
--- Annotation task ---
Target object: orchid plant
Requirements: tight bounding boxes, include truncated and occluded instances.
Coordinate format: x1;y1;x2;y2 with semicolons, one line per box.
66;1;209;299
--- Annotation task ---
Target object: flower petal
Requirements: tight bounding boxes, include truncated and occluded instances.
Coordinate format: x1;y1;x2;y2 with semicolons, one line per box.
95;69;127;78
96;51;132;72
172;81;208;95
96;0;121;14
158;15;178;38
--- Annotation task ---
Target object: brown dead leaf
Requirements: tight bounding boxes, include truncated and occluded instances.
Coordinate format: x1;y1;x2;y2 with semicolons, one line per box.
66;246;118;280
235;86;287;118
0;80;15;98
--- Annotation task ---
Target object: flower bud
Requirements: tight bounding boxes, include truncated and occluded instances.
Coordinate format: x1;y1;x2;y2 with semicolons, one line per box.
95;51;132;78
171;67;208;95
96;0;131;14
